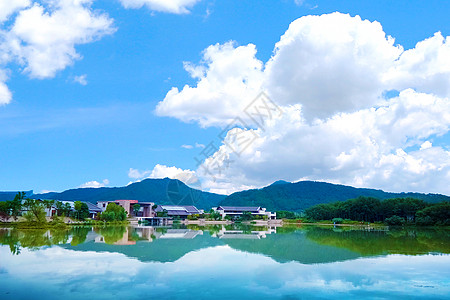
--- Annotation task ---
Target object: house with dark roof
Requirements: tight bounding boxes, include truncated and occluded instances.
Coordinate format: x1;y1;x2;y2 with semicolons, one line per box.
154;205;201;220
214;206;276;220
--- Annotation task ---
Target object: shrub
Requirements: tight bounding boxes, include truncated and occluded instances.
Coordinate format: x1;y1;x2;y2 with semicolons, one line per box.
332;218;344;224
385;215;405;226
416;216;434;226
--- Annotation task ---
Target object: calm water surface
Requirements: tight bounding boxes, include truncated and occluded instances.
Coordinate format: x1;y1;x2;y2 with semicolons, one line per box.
0;224;449;299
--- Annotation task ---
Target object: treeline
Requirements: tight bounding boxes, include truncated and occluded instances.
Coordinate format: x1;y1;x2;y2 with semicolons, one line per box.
0;192;92;223
305;197;450;226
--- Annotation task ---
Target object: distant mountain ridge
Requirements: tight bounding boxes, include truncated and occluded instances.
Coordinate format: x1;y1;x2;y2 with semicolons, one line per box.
6;179;450;212
33;178;226;211
219;181;450;212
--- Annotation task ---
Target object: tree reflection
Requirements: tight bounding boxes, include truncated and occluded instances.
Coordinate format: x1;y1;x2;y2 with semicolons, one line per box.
304;226;450;255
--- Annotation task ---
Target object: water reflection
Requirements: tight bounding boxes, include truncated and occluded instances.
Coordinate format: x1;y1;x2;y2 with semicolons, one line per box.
1;225;449;263
0;225;449;299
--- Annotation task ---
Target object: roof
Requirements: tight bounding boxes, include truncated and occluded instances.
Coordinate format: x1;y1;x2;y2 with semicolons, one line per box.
155;205;200;215
217;206;262;213
114;199;139;203
166;210;190;216
84;202;102;212
182;206;201;214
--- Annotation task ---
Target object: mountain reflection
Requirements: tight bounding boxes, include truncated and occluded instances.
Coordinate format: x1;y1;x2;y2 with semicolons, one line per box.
0;225;449;264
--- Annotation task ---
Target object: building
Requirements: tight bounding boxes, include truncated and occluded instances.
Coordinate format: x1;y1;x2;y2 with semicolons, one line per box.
154;205;201;220
214;206;276;220
42;200;102;218
97;200;155;217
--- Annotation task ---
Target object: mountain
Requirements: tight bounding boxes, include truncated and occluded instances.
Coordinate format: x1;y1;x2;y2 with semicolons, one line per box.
33;178;226;211
219;181;450;212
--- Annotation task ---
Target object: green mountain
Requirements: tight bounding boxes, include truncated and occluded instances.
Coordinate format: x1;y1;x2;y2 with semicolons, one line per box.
33;178;226;211
220;181;450;212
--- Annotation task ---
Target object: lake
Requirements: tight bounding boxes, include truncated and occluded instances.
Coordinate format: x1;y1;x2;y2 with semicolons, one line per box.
0;224;449;299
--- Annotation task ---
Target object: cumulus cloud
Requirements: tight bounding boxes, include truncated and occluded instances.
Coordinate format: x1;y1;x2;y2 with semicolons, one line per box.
156;13;450;195
195;90;450;195
79;179;109;188
0;0;115;105
128;164;199;186
265;13;402;120
156;41;264;127
119;0;201;14
8;0;115;79
128;167;151;180
385;32;450;98
0;0;30;23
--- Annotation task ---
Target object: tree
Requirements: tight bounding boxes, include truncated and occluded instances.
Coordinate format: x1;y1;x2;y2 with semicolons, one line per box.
99;203;127;222
64;202;72;217
10;192;24;220
0;201;10;221
74;201;90;220
385;215;405;226
42;200;55;215
22;200;47;223
132;204;141;216
157;209;168;218
241;211;253;221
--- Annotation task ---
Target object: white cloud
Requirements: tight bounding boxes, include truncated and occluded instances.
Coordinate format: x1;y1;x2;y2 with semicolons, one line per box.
0;0;115;105
265;13;402;120
128;165;199;186
149;164;199;185
8;0;115;79
0;0;30;23
194;90;450;195
385;32;450;98
0;71;12;105
181;143;204;149
156;41;264;127
73;74;87;85
79;179;109;188
128;167;151;180
119;0;201;14
155;13;450;195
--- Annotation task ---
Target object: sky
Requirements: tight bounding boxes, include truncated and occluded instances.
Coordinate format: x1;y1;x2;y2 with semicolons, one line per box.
0;0;449;195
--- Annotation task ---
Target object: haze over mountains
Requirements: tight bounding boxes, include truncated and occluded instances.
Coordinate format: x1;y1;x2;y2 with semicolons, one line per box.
30;178;450;212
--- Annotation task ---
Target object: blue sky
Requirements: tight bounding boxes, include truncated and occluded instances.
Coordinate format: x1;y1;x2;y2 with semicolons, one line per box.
0;0;449;195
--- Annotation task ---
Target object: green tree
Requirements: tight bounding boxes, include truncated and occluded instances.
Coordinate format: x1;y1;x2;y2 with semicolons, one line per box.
23;201;47;223
99;203;127;222
10;192;24;220
42;200;55;215
132;204;141;216
276;210;297;219
0;201;10;221
385;215;405;226
74;202;90;220
241;211;253;221
156;209;168;218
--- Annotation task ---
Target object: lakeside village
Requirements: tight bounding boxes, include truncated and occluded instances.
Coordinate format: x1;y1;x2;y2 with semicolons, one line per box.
0;191;279;227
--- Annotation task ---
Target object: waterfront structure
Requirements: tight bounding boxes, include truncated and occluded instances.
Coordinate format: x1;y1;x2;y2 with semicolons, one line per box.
213;206;276;220
154;205;201;220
